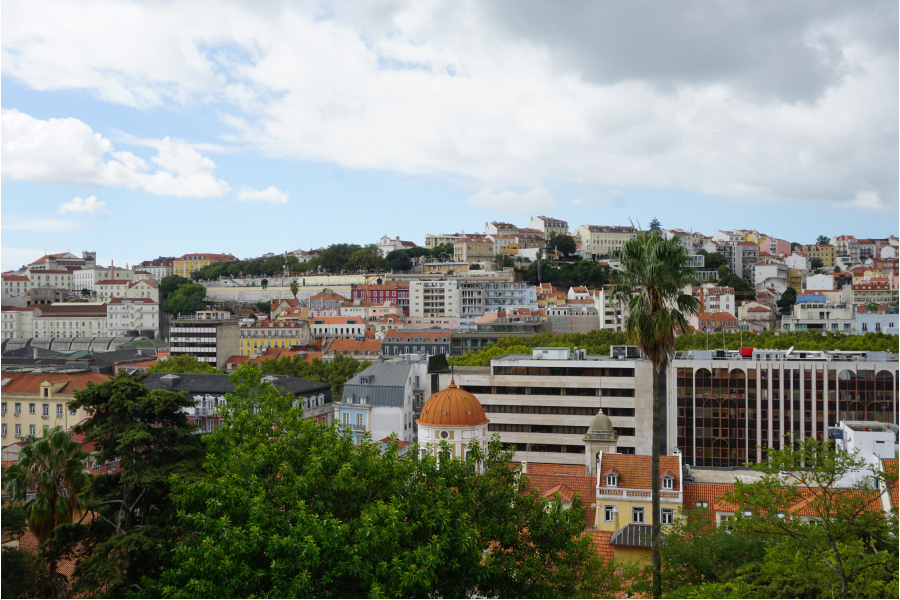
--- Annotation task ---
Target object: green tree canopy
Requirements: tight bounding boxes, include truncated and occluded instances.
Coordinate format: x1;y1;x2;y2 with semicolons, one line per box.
258;352;370;397
163;282;207;316
159;275;191;300
816;235;831;245
346;244;385;272
146;354;223;374
143;366;628;598
717;273;753;294
48;373;205;598
777;286;798;314
696;249;726;271
385;249;413;271
648;217;661;231
811;257;824;270
551;234;577;258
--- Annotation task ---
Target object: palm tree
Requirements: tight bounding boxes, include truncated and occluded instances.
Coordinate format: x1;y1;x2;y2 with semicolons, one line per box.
610;230;700;598
290;279;300;299
4;427;89;544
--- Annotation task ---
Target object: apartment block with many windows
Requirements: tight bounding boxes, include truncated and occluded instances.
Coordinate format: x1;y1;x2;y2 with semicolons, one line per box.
169;311;240;369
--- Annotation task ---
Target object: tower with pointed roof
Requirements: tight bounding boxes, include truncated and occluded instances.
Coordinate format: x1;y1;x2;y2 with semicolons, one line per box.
583;408;618;476
417;378;490;471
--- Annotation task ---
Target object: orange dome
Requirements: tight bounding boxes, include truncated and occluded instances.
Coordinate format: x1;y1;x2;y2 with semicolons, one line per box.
417;378;489;427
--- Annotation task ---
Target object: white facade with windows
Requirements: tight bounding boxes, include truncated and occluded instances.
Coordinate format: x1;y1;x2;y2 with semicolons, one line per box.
107;298;159;338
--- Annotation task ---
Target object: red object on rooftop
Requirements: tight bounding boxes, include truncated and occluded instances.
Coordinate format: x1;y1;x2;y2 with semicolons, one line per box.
739;347;754;357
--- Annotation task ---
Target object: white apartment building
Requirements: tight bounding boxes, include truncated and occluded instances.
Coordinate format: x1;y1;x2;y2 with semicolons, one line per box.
32;304;108;338
73;265;134;293
126;280;160;302
409;279;459;318
691;284;736;316
445;347;654;464
135;259;174;280
95;280;131;301
782;301;856;333
2;274;32;304
107;298;160;338
1;307;39;340
28;269;74;292
529;216;569;237
573;225;637;259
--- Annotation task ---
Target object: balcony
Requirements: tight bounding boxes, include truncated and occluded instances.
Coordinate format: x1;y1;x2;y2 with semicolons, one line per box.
597;487;683;502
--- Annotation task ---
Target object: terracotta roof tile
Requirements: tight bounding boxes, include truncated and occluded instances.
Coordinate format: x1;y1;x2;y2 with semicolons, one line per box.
0;372;111;394
598;454;681;492
521;472;597;528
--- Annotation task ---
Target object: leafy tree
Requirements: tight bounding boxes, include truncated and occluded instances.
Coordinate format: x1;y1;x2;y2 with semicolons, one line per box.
1;504;29;540
717;265;728;280
316;243;359;272
386;250;413;271
346;244;385;272
146;354;222;374
49;374;205;598
696;249;726;271
816;235;831;245
143;366;628;599
289;279;300;299
495;254;515;268
717;273;753;295
834;264;841;273
429;242;454;261
551;234;577;258
721;437;898;598
258;353;370;397
469;263;483;270
80;287;91;297
255;299;271;314
790;242;801;251
864;302;879;313
811;257;824;270
648;217;662;231
650;507;766;597
159;275;191;301
3;428;88;546
163;283;207;316
1;547;62;599
609;229;702;598
777;287;798;314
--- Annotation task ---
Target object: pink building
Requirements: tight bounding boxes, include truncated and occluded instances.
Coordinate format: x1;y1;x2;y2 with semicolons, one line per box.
758;236;791;256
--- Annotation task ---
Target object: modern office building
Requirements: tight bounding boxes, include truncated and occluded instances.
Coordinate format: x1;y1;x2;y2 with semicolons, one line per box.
668;349;899;468
169;310;240;369
444;347;654;464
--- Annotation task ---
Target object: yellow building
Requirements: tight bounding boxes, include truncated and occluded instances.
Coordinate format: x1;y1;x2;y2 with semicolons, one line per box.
423;261;470;274
799;244;835;268
239;320;308;356
454;237;495;266
1;372;109;440
173;253;237;278
573;225;637;259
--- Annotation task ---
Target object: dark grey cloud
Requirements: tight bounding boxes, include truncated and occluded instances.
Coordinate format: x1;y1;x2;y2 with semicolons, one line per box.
481;0;897;103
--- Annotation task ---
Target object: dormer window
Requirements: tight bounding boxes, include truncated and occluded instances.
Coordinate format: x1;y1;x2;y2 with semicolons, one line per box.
606;474;618;487
661;475;674;490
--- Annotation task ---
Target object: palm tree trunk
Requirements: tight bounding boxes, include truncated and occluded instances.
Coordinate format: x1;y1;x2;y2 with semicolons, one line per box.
651;364;662;598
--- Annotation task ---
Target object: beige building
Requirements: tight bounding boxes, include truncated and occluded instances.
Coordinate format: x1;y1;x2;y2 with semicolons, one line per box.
28;269;74;292
32;304;108;338
574;225;637;259
2;274;32;304
424;233;463;249
1;372;109;440
454;236;494;266
126;279;160;302
95;279;130;301
107;298;159;338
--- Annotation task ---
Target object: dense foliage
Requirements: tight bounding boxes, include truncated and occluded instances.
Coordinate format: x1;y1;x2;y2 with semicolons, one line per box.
649;439;899;598
522;258;611;288
162;282;207;316
146;354;223;374
449;330;900;366
142;365;629;598
189;242;455;280
46;374;205;598
257;352;371;397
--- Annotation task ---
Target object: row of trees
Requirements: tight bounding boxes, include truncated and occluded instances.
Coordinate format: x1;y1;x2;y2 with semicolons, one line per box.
448;328;900;367
521;257;612;288
188;243;457;280
2;367;634;598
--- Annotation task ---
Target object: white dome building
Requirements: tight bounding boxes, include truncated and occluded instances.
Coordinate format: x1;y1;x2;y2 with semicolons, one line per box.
417;378;490;470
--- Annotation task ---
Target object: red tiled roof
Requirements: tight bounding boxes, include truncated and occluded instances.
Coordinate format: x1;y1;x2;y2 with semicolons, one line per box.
108;297;157;304
323;338;382;354
521;472;597;528
884;459;898;510
240;321;305;330
309;292;349;301
127;279;158;287
598;454;681;492
2;274;29;281
96;279;130;285
33;305;107;317
310;317;364;324
684;482;884;517
0;372;111;394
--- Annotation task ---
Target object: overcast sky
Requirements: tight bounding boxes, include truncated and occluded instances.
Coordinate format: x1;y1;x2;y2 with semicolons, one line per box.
2;0;897;270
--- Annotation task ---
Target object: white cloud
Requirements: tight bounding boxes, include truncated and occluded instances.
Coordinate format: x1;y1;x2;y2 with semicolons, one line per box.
468;187;557;215
58;195;112;218
1;109;231;197
1;1;896;210
2;217;88;233
236;186;290;204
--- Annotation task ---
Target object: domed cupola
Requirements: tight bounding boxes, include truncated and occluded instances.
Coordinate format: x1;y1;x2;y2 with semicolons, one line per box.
418;378;489;427
583;408;618;476
416;378;490;469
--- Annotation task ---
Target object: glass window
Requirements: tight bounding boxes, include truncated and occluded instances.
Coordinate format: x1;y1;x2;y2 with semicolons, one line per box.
632;507;645;524
606;474;617;487
661;508;674;525
604;505;615;522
